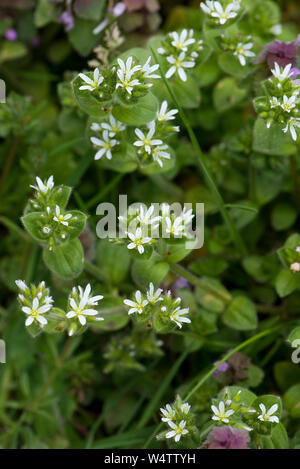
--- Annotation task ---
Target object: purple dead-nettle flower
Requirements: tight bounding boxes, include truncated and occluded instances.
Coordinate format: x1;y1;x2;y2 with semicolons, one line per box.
79;68;104;91
59;11;74;32
134;122;163;154
90;131;119;160
213;360;229;378
53;205;72;226
126;227;152;254
124;290;148;314
5;28;18;41
211;401;235;424
30;175;54;194
165;52;195;82
255;35;300;70
67;284;104;326
204;426;250;449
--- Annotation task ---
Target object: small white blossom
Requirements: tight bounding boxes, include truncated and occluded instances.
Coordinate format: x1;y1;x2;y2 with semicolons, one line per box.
22;297;51;327
234;42;255;66
290;262;300;272
124;290;148;314
91;130;119;160
281;95;296;113
157;100;178;121
271;62;293;82
165;52;195;82
141;56;160;80
100;114;126;137
201;1;240;25
15;279;27;291
165;217;186;236
79;68;104;91
211;401;235;423
152;145;171;167
270;96;280;108
270;24;282;36
127;227;152;254
134;122;162;154
30;175;54;194
283;116;300;141
166;420;189;442
67;284;104;326
258;403;279;423
116;57;141;95
136;205;161;226
146;282;163;304
169;29;196;52
170;306;191;328
53;205;72;226
181;403;191;414
160;404;176;423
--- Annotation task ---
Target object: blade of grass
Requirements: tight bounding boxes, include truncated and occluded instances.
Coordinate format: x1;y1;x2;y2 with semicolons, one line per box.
151;48;248;257
92;427;155;449
136;348;190;430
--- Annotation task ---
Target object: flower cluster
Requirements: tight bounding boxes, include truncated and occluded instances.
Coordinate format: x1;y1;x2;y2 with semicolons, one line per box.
210;388;280;434
157;29;203;82
16;280;53;327
124;283;191;331
159;396;195;443
25;176;86;250
67;283;104;334
90;114;125;160
118;202;195;256
254;62;300;141
200;0;241;26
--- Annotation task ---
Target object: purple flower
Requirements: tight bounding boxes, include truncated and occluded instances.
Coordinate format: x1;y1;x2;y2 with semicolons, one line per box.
204;427;250;449
5;28;17;41
109;2;127;17
255;35;300;70
213;361;229;379
174;277;190;290
60;11;74;32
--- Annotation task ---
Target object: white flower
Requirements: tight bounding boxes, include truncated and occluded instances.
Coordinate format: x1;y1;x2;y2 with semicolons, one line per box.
141;56;160;80
134;122;162;154
169;29;196;52
166;420;189;442
116;57;141;95
296;246;300;252
283;116;300;141
152;145;171;168
127;227;152;254
136;205;161;226
270;24;282;36
67;284;103;326
146;282;163;304
91;130;119;160
22;297;51;327
53;205;72;226
201;1;240;25
170;306;191;328
290;262;300;272
258;403;279;423
79;68;104;91
160;403;176;423
181;207;194;225
270;96;280;108
15;279;27;291
100;114;125;137
165;52;195;82
271;62;293;82
211;401;235;423
124;290;148;314
30;175;54;194
165;217;186;236
281;95;296;113
181;403;191;414
234;42;255;66
157;100;178;121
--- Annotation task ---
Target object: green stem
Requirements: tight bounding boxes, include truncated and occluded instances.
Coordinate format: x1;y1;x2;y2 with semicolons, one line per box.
0;135;20;198
151;48;247;257
84;260;105;282
289;154;300;212
143;324;285;449
85;173;124;209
